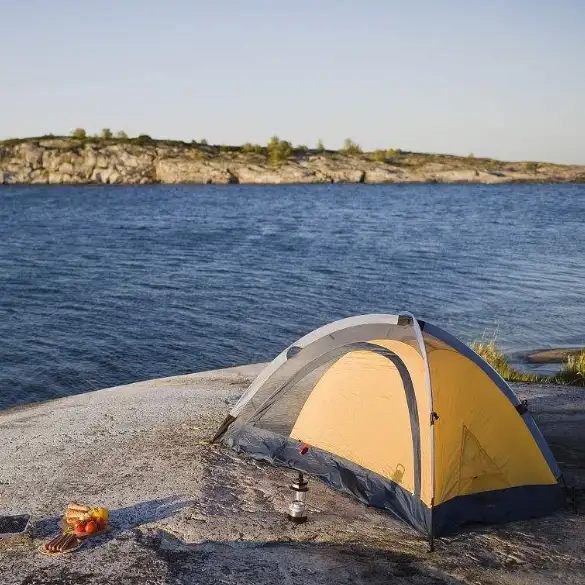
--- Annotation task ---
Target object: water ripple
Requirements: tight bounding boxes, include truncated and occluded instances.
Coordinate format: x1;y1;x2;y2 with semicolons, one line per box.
1;183;585;409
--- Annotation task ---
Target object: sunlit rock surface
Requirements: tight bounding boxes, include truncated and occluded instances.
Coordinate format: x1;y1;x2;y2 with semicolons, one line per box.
1;364;584;584
2;138;585;185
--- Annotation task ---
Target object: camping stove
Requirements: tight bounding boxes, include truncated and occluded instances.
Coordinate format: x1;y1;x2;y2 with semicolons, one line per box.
287;472;309;524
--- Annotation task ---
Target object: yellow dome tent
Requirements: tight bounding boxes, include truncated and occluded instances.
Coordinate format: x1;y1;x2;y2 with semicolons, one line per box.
213;313;563;542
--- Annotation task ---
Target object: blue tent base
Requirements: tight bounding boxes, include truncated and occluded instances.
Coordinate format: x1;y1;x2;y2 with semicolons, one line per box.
223;424;564;538
433;483;565;536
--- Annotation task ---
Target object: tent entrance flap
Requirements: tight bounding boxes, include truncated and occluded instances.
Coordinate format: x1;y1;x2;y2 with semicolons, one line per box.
458;426;510;494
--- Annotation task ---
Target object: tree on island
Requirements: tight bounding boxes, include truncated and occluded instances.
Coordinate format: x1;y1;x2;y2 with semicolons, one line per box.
115;130;128;139
341;138;362;155
267;135;292;165
71;128;87;139
100;128;113;139
316;139;325;153
134;134;153;145
373;149;387;162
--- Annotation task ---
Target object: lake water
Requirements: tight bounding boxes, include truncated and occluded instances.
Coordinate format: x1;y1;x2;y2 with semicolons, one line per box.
1;183;584;410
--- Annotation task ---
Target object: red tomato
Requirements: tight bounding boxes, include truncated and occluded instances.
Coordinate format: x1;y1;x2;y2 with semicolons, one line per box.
74;522;86;535
85;520;97;534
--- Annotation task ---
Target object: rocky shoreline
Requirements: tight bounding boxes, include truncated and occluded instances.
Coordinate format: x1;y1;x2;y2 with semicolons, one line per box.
1;364;584;584
2;137;585;185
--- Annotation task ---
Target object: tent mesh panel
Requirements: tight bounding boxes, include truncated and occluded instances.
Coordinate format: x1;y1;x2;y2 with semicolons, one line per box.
233;335;425;437
251;359;341;436
234;366;304;429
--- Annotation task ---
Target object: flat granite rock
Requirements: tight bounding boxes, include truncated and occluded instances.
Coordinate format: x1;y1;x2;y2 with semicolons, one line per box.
522;347;585;364
0;365;584;585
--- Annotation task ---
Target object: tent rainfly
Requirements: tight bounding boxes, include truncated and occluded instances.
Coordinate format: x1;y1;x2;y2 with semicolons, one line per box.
213;313;564;541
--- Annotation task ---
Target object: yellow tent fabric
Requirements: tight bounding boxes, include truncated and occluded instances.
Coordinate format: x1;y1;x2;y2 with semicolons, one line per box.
427;348;557;504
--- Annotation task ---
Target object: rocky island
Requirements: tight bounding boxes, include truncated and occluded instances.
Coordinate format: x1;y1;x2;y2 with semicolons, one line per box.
1;364;584;584
1;135;585;185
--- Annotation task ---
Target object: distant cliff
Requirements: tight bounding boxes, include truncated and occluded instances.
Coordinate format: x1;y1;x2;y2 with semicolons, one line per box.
1;137;584;185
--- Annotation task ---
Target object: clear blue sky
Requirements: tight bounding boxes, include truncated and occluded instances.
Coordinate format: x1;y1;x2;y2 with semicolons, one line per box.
1;0;584;163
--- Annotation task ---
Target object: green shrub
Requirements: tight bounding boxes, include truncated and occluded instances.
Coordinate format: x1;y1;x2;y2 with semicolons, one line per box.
267;135;292;165
71;128;87;139
316;139;325;153
341;138;362;155
100;128;113;139
553;351;585;386
219;144;230;153
387;148;401;156
296;144;308;152
242;143;264;154
200;138;208;145
134;134;153;145
373;149;387;162
116;130;128;139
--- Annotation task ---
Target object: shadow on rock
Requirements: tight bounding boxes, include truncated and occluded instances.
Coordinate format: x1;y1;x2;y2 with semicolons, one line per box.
81;496;193;552
30;497;190;541
109;495;193;531
14;533;463;585
31;515;62;539
122;527;463;585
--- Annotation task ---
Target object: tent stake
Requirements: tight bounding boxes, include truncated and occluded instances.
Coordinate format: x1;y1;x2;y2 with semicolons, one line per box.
428;533;435;553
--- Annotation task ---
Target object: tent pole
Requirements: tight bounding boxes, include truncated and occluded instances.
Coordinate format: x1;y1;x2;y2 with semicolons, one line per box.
211;414;235;443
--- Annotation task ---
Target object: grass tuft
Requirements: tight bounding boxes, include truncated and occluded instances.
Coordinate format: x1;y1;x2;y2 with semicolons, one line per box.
553;351;585;386
471;341;585;387
471;341;543;383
